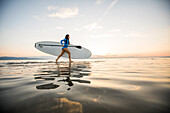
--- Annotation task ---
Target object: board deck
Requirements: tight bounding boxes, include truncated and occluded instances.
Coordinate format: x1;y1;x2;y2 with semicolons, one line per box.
35;41;92;59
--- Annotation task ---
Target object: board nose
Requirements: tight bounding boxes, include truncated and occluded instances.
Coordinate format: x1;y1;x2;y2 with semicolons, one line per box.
34;43;37;48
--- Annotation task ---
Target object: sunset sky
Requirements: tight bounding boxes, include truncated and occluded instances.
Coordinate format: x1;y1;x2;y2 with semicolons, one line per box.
0;0;170;57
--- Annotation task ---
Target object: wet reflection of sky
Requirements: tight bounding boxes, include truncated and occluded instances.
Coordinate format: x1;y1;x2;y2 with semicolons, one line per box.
0;58;170;113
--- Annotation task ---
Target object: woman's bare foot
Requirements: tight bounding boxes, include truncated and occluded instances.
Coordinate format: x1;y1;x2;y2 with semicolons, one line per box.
69;60;73;63
56;59;58;62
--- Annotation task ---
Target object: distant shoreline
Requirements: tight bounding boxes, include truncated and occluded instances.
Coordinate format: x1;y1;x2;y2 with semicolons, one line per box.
91;55;170;59
0;56;170;60
0;57;45;60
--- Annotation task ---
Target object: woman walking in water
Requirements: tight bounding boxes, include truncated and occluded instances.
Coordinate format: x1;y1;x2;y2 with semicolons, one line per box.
56;34;72;62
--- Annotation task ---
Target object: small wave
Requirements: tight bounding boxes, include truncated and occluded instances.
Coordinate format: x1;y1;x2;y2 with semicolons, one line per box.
35;77;55;80
0;65;4;67
122;71;143;73
0;77;22;80
1;61;55;65
36;83;59;90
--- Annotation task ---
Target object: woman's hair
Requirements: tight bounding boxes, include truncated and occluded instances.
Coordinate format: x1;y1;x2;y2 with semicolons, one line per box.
65;34;69;40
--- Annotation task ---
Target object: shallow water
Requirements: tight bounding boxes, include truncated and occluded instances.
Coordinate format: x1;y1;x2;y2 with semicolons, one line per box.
0;58;170;113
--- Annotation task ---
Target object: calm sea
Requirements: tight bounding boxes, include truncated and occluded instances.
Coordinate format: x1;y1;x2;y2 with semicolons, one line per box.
0;58;170;113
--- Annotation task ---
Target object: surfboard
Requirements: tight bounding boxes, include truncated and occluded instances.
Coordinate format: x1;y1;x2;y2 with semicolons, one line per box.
35;41;92;59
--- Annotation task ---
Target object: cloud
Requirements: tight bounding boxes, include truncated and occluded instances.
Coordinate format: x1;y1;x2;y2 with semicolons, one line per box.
90;34;113;38
109;29;121;32
74;23;103;31
55;27;63;30
83;22;103;31
96;0;104;5
47;6;57;11
47;7;78;18
125;33;146;38
74;28;81;31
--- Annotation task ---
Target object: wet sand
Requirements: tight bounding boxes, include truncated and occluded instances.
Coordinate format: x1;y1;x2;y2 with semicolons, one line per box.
0;58;170;113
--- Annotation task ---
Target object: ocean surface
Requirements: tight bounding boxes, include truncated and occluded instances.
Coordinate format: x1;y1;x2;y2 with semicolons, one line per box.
0;58;170;113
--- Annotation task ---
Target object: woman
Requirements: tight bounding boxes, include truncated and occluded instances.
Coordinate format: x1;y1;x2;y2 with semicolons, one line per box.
56;34;72;62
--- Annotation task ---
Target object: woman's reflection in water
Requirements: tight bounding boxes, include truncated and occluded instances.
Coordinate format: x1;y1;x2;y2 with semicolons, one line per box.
57;62;91;89
66;62;74;90
56;62;74;90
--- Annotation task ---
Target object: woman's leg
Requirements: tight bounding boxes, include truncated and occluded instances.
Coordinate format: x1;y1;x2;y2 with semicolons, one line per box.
56;50;65;62
64;48;72;62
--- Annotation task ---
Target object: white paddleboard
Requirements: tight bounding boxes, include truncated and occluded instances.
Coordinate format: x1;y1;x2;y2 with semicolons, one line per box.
35;41;92;59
